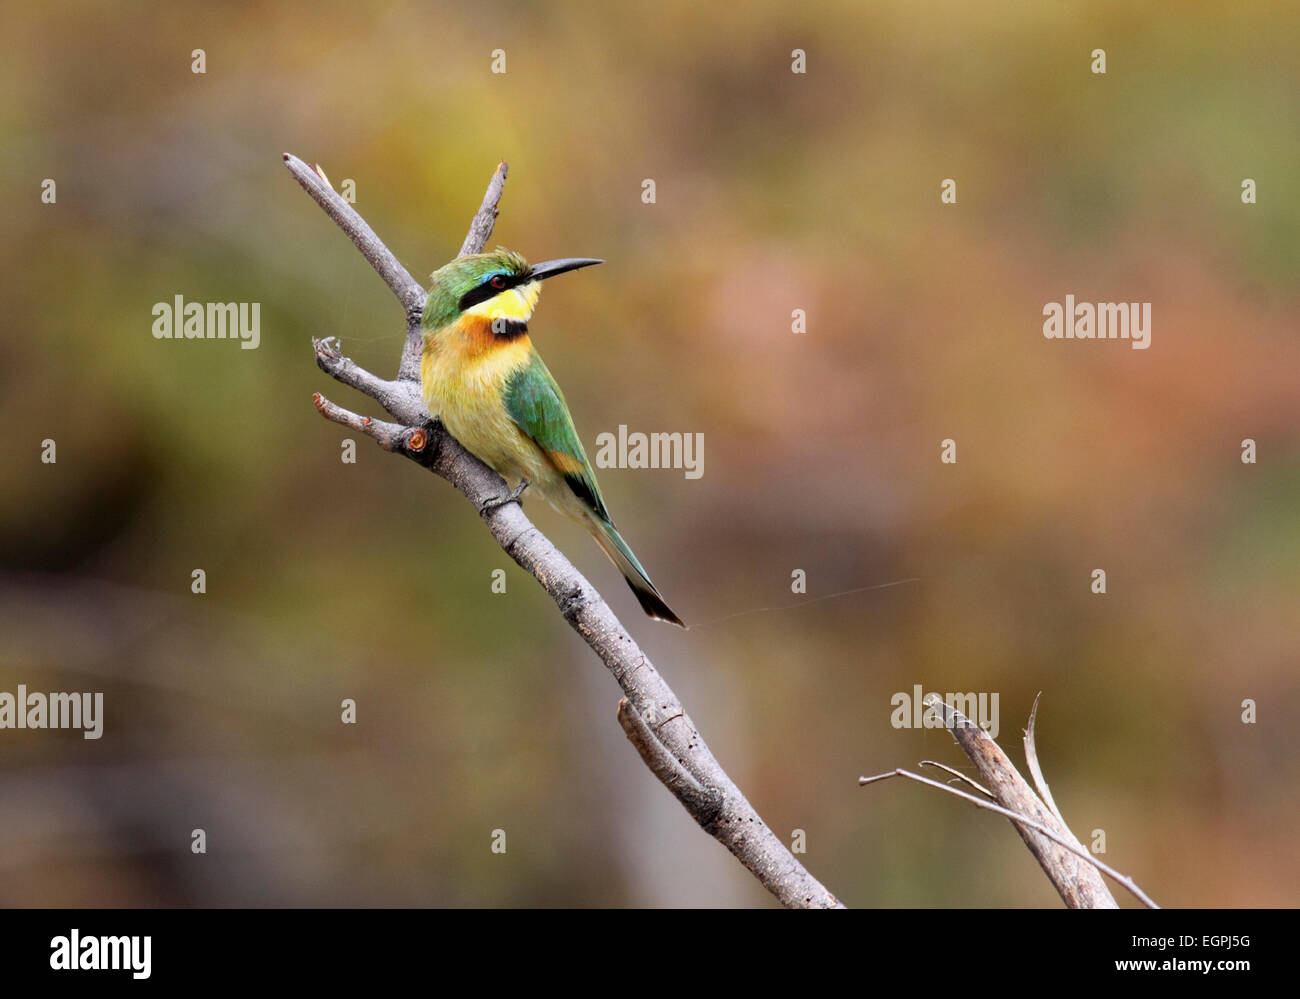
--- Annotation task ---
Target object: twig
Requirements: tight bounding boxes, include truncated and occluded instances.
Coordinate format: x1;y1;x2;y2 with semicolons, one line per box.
459;161;509;257
283;153;424;315
288;153;842;909
918;760;992;798
1023;692;1069;828
859;768;1159;909
920;694;1133;909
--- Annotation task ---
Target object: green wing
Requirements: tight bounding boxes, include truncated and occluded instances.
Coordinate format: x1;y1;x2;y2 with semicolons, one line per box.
503;352;610;522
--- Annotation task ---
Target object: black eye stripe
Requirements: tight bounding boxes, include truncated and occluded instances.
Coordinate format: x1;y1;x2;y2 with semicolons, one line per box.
457;272;532;312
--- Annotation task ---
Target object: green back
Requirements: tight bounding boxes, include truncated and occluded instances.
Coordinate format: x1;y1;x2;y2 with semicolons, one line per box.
503;352;610;522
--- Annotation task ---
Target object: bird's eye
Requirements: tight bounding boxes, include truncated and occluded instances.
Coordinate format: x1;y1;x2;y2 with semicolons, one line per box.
489;275;506;290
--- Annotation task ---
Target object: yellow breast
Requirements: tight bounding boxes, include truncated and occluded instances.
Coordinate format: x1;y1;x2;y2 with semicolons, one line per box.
420;317;549;486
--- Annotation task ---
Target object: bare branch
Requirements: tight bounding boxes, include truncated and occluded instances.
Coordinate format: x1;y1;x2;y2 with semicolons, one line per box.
919;760;992;798
859;768;1159;909
924;694;1122;909
288;154;842;908
617;698;721;824
312;392;410;451
314;336;427;423
459;161;509;257
283;153;424;317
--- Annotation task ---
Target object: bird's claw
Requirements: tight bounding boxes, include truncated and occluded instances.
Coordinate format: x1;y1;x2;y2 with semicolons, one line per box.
478;479;529;514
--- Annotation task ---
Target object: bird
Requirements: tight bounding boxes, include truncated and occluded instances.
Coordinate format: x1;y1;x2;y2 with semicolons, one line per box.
419;247;685;627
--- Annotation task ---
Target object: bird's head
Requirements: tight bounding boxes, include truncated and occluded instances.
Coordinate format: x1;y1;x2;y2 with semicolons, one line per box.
421;247;602;335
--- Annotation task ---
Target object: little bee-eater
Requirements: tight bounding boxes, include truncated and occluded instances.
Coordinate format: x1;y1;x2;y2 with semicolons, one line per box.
420;248;685;627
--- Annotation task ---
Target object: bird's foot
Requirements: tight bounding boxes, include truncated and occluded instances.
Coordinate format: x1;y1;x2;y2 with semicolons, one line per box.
478;479;529;514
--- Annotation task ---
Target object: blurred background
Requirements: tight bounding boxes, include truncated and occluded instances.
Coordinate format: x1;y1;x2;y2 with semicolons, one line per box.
1;1;1296;907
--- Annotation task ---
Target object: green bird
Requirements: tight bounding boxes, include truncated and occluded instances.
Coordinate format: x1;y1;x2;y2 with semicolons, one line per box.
420;248;685;627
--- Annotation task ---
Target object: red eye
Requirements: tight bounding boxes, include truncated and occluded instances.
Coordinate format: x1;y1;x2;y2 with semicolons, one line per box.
490;275;506;290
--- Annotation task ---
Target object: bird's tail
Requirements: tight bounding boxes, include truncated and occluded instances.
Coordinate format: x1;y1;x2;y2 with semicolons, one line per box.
588;514;686;628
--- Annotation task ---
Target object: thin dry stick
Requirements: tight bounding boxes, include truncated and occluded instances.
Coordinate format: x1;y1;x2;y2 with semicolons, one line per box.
1023;693;1069;829
905;695;1158;908
926;695;1118;908
859;768;1159;909
285;152;841;909
918;760;992;798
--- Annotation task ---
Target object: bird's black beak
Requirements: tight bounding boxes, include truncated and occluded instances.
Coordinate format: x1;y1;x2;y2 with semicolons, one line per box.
528;257;603;281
